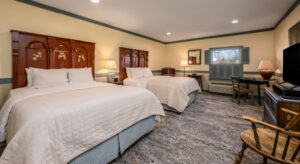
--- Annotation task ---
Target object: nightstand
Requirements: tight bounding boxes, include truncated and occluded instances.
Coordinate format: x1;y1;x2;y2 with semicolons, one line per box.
112;81;123;85
188;74;203;91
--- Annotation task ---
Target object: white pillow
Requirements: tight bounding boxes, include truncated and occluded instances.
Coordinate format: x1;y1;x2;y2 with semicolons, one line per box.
25;68;33;87
31;68;68;88
142;67;153;77
130;68;144;79
126;67;133;78
68;68;94;84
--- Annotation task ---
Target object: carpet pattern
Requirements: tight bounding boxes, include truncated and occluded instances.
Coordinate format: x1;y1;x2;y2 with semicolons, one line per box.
112;93;278;164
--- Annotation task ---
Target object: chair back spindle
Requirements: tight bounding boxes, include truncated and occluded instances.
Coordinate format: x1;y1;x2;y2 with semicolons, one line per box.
291;143;300;161
282;135;291;160
272;131;280;156
251;122;261;150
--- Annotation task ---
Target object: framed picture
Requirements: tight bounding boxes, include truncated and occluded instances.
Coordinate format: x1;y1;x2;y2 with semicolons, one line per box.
289;21;300;46
188;49;201;65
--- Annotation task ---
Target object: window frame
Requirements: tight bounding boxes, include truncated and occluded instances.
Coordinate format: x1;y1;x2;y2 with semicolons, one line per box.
208;46;244;81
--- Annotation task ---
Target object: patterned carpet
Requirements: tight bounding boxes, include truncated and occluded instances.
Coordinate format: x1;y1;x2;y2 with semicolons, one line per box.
112;93;277;164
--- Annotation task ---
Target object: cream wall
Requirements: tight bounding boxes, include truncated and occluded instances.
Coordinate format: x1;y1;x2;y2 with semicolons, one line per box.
274;4;300;71
165;31;275;72
165;31;275;90
0;0;166;105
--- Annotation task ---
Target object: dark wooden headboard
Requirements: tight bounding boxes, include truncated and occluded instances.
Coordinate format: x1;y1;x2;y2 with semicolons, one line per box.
119;47;148;81
11;30;95;89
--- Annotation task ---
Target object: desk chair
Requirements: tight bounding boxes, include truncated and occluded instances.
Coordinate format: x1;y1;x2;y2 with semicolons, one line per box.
231;76;254;105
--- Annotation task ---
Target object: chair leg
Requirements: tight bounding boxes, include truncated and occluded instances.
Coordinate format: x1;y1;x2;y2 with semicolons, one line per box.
263;156;268;164
232;91;234;102
251;93;254;105
237;92;241;104
234;143;247;164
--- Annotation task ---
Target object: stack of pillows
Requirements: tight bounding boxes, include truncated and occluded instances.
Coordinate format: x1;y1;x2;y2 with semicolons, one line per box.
25;67;94;89
126;67;153;79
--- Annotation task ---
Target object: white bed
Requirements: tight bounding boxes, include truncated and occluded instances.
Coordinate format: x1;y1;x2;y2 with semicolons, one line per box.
123;70;201;112
0;82;165;164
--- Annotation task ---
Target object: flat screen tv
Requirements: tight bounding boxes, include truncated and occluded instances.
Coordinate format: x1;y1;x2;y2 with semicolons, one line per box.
283;42;300;86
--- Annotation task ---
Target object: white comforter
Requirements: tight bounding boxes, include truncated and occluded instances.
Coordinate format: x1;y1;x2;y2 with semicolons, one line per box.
123;76;200;112
0;82;164;164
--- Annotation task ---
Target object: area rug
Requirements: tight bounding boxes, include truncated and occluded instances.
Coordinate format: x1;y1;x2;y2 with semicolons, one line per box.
112;93;277;164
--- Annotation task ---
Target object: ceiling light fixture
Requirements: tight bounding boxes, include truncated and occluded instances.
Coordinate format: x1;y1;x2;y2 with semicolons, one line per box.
91;0;100;3
232;19;239;24
166;32;172;36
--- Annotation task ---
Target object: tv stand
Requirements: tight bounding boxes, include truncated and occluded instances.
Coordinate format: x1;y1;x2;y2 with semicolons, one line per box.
272;83;300;100
264;87;300;128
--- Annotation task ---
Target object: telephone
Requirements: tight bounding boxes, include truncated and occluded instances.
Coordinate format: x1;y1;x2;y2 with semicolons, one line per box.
107;73;118;83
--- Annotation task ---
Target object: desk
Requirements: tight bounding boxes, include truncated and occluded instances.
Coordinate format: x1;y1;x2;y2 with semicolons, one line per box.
188;74;203;91
239;78;269;105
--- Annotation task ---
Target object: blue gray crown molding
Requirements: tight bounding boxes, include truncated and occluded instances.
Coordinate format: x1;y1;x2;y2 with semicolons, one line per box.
15;0;300;44
0;78;12;84
176;70;260;75
274;0;300;29
176;70;209;74
15;0;164;44
95;70;162;77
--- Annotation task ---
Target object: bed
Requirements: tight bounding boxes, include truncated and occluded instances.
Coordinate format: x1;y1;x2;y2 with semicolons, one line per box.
123;75;199;112
119;47;200;113
0;31;165;164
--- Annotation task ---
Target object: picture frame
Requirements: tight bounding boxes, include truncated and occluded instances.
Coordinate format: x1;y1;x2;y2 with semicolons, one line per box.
289;21;300;46
188;49;201;65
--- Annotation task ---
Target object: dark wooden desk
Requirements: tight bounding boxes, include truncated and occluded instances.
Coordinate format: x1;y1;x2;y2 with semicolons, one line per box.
188;74;203;91
239;78;269;105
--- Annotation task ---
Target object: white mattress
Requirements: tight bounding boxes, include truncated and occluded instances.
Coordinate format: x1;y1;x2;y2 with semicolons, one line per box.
124;76;200;112
0;82;165;164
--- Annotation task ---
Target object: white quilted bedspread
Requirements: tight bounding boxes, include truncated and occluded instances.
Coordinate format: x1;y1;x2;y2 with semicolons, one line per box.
0;83;165;164
124;76;200;112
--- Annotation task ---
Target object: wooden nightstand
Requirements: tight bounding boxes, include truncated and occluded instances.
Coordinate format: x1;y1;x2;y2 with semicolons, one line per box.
188;74;203;91
112;81;123;85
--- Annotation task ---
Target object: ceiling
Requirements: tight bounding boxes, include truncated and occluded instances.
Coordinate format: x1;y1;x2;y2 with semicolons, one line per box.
32;0;296;43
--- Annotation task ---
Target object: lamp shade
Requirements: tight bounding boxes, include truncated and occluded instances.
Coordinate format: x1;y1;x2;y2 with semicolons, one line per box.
258;60;274;71
180;60;188;67
105;59;116;70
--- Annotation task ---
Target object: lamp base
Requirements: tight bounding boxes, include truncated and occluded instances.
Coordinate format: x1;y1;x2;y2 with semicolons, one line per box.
260;71;274;80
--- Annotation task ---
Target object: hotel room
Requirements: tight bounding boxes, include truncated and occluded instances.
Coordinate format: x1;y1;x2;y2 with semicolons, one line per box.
0;0;300;163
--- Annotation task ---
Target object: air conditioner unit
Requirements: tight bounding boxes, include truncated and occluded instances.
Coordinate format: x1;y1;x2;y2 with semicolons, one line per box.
209;82;233;95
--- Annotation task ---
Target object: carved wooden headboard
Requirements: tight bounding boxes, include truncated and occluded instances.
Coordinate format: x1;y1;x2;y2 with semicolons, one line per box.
11;30;95;89
119;47;148;81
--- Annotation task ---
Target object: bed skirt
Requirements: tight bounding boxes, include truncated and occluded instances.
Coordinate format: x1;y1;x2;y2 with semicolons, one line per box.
163;91;198;113
69;116;158;164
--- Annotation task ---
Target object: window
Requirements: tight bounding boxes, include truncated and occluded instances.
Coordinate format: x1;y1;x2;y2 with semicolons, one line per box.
206;46;249;81
211;48;241;64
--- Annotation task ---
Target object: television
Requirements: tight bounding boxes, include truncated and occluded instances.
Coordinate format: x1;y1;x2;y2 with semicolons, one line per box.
283;42;300;86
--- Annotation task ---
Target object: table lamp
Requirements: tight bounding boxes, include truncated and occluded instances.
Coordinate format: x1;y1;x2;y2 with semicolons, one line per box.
106;59;117;82
180;60;188;77
258;60;274;80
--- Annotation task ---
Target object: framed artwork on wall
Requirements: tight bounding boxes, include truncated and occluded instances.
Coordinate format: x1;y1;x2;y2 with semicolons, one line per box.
289;21;300;46
188;49;201;65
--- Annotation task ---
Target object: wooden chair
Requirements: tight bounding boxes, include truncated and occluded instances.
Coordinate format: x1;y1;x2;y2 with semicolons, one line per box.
231;76;254;105
235;108;300;164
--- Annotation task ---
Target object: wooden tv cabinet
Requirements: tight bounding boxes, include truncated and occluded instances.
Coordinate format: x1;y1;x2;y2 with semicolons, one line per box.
263;87;300;128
